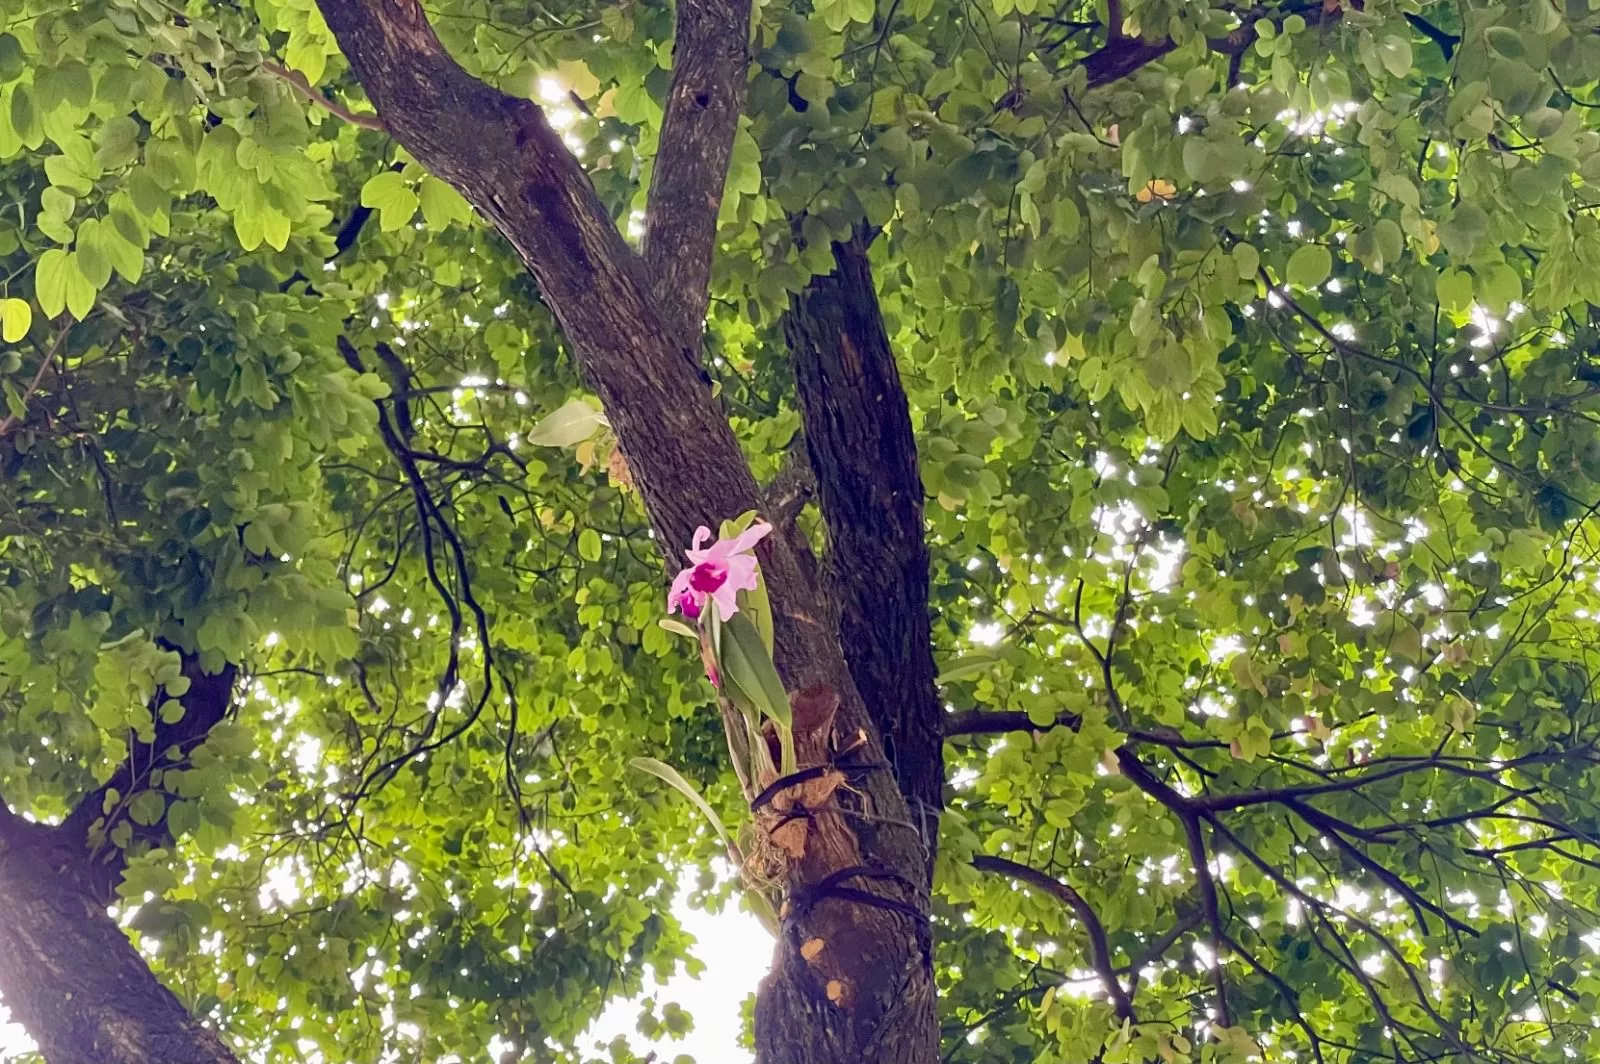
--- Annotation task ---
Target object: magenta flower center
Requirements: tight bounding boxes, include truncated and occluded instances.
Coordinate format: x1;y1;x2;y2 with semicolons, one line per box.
688;561;728;594
672;588;703;619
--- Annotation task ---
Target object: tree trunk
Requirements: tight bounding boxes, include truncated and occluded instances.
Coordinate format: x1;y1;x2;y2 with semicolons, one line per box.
0;819;240;1064
313;2;940;1058
0;656;240;1064
784;232;944;859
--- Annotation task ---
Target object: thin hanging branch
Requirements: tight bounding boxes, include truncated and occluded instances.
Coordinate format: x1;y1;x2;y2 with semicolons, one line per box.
974;854;1136;1021
0;324;71;438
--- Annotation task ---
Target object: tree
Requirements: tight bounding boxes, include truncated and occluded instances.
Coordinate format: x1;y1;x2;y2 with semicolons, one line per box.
7;0;1600;1060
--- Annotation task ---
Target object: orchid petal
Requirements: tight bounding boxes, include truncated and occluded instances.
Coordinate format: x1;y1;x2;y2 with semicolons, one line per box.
710;581;743;620
689;560;728;594
721;555;760;597
725;521;772;556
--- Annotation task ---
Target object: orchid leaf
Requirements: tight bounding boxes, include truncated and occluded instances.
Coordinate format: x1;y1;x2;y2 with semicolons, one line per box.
629;757;740;862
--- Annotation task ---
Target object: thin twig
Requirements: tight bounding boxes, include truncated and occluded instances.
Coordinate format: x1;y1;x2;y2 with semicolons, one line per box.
0;325;70;438
262;60;387;132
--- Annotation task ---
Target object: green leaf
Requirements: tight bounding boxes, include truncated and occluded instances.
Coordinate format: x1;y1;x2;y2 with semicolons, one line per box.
40;186;74;223
740;570;775;657
658;617;699;640
1232;242;1260;281
526;397;607;446
0;297;31;343
73;224;112;289
127;790;167;828
1285;244;1333;288
38;61;92;113
1436;268;1474;312
1438;202;1490;258
417;175;472;230
34;247;72;318
937;650;1001;684
0;34;23;83
44;153;95;195
94;115;141;170
1373;218;1403;267
145;138;196;192
1474;262;1522;314
9;84;38;149
717;611;789;732
1485;26;1524;60
1377;34;1413;78
360;170;418;231
578;527;602;562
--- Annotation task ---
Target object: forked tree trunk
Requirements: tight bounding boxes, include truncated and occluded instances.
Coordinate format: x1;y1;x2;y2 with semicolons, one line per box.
313;2;941;1059
783;231;944;856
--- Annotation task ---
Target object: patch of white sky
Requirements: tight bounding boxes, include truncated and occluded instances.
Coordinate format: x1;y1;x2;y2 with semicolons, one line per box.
0;857;767;1063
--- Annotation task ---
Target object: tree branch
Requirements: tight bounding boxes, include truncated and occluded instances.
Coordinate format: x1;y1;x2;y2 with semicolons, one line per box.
1208;813;1477;1058
0;324;71;439
1193;745;1573;812
1284;797;1477;937
0;835;243;1064
640;0;752;347
1217;929;1328;1064
764;438;816;531
1083;35;1176;87
973;855;1134;1021
1180;812;1232;1028
1081;2;1339;89
60;654;237;904
314;0;778;587
1124;911;1201;998
945;707;1241;750
785;229;944;852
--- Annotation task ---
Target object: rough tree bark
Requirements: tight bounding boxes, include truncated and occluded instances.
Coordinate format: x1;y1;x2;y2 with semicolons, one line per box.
0;656;240;1064
312;2;938;1059
0;815;240;1064
783;232;943;858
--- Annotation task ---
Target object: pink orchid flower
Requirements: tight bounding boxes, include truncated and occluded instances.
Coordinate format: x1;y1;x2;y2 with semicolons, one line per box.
667;521;772;623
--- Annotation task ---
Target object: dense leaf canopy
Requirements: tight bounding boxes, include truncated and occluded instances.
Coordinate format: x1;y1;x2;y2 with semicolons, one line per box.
7;0;1600;1061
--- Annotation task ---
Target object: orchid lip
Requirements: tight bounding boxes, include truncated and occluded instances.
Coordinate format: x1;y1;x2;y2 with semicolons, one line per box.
689;561;728;593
